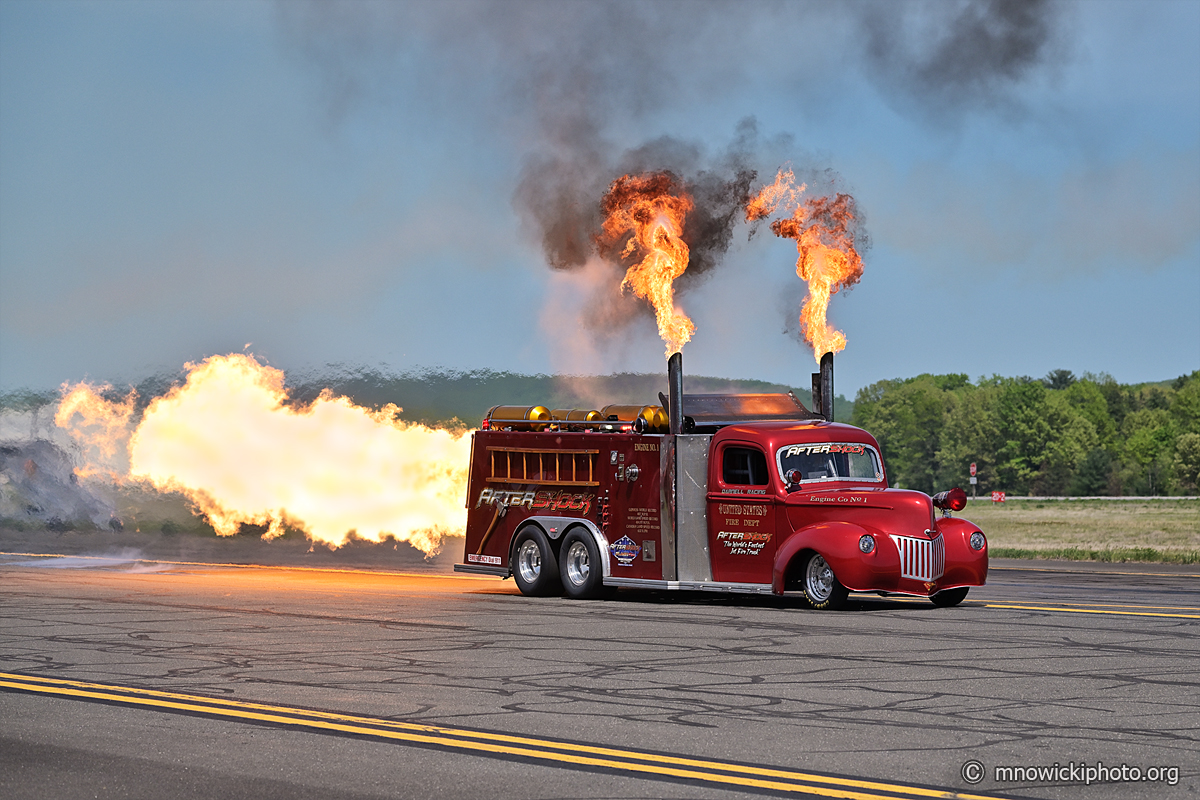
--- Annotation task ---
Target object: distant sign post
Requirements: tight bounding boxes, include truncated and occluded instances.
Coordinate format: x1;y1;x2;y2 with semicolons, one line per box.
969;462;977;496
991;491;1006;503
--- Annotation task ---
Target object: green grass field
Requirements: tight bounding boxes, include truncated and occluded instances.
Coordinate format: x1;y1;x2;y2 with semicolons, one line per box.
961;498;1200;563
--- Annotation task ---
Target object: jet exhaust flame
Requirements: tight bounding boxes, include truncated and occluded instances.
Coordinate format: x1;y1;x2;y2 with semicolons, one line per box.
747;169;864;363
56;354;472;555
744;167;803;223
54;385;136;480
598;171;696;357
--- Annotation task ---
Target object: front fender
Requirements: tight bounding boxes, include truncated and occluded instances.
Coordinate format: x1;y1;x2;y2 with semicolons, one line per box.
772;521;880;595
935;516;988;587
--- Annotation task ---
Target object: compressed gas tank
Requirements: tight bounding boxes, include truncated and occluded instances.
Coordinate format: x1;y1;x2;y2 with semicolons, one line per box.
550;408;603;425
598;404;669;433
484;405;552;431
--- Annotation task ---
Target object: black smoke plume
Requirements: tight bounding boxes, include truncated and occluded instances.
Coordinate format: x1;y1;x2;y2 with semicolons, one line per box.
514;119;765;282
279;0;1067;332
862;0;1066;115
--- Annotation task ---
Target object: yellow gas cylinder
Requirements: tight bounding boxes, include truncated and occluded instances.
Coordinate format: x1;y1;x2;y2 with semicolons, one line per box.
484;405;552;431
598;404;668;432
550;409;603;427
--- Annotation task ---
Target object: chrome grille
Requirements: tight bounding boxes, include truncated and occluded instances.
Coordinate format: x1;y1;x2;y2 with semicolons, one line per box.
890;534;945;581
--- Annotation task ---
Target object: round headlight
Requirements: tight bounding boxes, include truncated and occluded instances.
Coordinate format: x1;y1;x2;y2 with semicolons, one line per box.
859;535;875;554
970;531;986;551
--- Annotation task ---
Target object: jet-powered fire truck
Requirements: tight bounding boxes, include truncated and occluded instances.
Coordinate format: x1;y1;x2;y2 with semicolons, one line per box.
454;354;987;609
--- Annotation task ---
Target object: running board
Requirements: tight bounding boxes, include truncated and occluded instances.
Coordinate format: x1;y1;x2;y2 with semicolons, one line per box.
603;577;776;595
453;563;509;578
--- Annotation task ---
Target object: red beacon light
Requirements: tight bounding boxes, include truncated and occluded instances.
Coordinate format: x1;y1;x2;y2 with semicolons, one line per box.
931;487;967;515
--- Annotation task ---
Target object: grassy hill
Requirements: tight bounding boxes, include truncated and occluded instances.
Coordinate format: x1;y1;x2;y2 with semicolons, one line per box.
287;368;855;428
2;369;855;431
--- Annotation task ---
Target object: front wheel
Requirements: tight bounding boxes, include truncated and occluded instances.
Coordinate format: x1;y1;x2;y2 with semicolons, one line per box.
559;529;606;599
931;587;969;607
511;527;561;597
803;553;848;610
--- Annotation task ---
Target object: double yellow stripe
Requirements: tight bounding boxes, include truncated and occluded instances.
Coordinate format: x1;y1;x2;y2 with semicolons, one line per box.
0;672;998;800
990;565;1200;579
862;596;1198;618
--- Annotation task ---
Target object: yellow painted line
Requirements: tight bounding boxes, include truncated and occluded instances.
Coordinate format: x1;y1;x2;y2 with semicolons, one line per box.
852;596;1200;617
985;604;1200;619
874;593;1200;614
987;599;1200;612
0;552;497;581
856;596;1200;618
991;565;1200;578
0;673;1000;800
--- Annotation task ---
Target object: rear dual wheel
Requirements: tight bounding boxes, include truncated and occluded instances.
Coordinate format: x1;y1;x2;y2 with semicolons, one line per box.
512;527;561;597
559;529;607;599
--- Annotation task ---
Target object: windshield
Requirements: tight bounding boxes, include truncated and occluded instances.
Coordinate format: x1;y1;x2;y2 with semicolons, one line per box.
777;443;884;485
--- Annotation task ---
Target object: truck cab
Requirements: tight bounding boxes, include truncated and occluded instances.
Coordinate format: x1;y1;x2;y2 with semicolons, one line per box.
704;422;987;607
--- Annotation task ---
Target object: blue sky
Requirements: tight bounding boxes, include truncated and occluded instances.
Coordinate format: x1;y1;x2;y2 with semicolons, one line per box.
1;0;1197;397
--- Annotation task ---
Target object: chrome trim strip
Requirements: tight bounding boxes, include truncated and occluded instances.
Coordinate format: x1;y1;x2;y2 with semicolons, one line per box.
602;577;774;594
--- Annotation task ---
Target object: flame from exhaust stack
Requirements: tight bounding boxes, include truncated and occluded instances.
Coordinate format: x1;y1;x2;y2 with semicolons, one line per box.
57;354;472;555
599;172;696;357
747;170;864;364
744;167;803;222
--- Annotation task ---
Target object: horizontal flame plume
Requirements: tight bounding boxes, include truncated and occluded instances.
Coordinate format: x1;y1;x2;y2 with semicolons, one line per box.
599;172;695;357
747;170;864;363
55;384;136;480
57;354;472;555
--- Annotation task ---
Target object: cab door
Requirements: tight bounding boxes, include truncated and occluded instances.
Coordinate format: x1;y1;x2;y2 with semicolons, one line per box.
708;441;777;584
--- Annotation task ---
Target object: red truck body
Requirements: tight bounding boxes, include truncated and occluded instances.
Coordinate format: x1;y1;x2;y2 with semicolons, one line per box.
455;400;987;609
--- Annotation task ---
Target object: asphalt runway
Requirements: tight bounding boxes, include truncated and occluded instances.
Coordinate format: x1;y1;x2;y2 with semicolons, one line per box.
1;551;1196;800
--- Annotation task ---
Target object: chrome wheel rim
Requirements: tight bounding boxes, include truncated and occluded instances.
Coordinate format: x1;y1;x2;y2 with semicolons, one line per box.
806;555;834;603
516;539;542;584
565;540;590;586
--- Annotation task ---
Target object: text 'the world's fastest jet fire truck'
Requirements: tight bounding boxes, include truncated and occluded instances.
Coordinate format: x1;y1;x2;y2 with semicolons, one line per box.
455;354;987;609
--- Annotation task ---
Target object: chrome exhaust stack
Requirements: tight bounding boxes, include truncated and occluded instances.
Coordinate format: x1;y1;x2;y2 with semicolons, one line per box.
810;351;834;421
667;352;684;435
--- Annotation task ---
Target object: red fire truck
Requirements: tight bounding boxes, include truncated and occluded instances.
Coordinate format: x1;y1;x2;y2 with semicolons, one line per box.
454;355;987;609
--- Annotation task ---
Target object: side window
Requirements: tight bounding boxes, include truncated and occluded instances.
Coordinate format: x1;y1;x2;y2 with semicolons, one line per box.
722;446;769;486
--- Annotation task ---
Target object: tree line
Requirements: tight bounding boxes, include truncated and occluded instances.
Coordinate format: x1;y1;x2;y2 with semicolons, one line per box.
850;370;1200;496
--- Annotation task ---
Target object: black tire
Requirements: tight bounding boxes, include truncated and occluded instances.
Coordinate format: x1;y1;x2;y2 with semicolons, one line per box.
559;529;606;599
511;526;561;597
931;587;969;607
803;553;849;610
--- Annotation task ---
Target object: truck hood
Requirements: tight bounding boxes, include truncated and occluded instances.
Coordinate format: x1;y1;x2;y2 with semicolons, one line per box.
783;487;937;538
